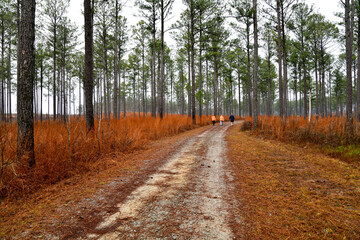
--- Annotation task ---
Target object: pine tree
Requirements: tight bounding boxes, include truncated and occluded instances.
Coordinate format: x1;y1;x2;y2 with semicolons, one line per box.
17;0;36;167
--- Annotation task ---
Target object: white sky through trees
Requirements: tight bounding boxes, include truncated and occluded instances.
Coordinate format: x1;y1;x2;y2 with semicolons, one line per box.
10;0;344;114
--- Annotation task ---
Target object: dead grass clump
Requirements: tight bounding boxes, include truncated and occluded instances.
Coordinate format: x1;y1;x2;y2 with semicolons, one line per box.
0;114;210;199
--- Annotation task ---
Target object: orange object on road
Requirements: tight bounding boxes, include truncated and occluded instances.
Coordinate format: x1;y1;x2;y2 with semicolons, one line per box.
211;115;216;121
220;115;224;121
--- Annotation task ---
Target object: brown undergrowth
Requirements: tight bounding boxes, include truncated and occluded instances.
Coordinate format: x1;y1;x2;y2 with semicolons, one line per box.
227;125;360;239
243;116;360;163
0;123;211;238
0;114;235;200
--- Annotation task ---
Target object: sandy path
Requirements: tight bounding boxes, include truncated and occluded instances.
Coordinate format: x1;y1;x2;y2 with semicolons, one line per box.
81;123;239;239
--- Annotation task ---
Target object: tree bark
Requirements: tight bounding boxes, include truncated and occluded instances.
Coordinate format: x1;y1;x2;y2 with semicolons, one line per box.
84;0;94;131
345;0;354;126
253;0;258;129
198;10;203;120
40;56;43;122
17;0;36;168
281;3;288;119
190;0;196;125
357;0;360;121
1;17;5;122
238;56;242;117
246;20;252;117
213;54;218;116
159;0;165;119
277;0;284;118
53;11;57;120
151;1;156;118
7;38;12;121
113;0;118;119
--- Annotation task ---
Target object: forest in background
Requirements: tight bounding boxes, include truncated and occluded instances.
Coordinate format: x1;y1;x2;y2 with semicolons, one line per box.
1;0;357;123
1;0;360;198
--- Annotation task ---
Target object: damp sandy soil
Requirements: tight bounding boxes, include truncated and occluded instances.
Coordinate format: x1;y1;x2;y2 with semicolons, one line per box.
81;123;241;239
7;122;241;239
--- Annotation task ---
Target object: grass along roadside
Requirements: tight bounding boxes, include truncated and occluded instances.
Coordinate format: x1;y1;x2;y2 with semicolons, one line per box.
226;125;360;239
0;114;213;200
0;124;212;238
242;116;360;164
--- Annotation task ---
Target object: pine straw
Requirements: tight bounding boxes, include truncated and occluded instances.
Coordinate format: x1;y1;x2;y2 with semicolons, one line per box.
227;126;360;239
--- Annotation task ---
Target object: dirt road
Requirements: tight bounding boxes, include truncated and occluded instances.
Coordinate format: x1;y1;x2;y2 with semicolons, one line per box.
73;122;240;239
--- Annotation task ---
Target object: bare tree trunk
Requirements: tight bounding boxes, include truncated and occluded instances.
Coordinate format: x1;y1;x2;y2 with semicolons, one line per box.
53;19;57;120
281;4;288;119
213;55;218;116
7;38;12;122
190;1;196;125
299;65;302;116
186;23;191;117
40;57;43;122
198;12;203;120
151;2;156;118
123;70;126;117
1;17;5;122
295;66;298;116
314;41;319;116
246;21;252;117
84;0;94;131
253;0;258;129
345;0;355;126
180;66;185;115
321;45;327;117
357;0;360;121
159;0;165;119
277;0;283;118
79;70;82;118
113;0;118;119
17;0;36;167
238;56;242;117
142;45;146;117
303;63;308;118
206;58;209;116
329;70;332;116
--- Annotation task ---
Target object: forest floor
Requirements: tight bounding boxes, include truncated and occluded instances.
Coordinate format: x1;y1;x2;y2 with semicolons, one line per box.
1;121;360;239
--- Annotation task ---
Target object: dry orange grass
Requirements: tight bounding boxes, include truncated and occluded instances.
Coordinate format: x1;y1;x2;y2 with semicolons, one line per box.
242;116;360;162
0;114;214;199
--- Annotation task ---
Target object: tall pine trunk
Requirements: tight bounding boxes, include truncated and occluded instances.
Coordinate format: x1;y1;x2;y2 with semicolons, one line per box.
1;17;5;122
159;0;165;119
113;0;118;119
246;21;252;117
253;0;258;129
17;0;36;168
7;38;12;121
357;0;360;121
277;0;284;118
345;0;354;127
84;0;94;131
190;1;196;125
151;2;156;118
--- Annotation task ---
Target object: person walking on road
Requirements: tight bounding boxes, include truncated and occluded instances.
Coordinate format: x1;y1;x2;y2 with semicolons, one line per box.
220;115;224;126
211;115;216;126
229;114;235;126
